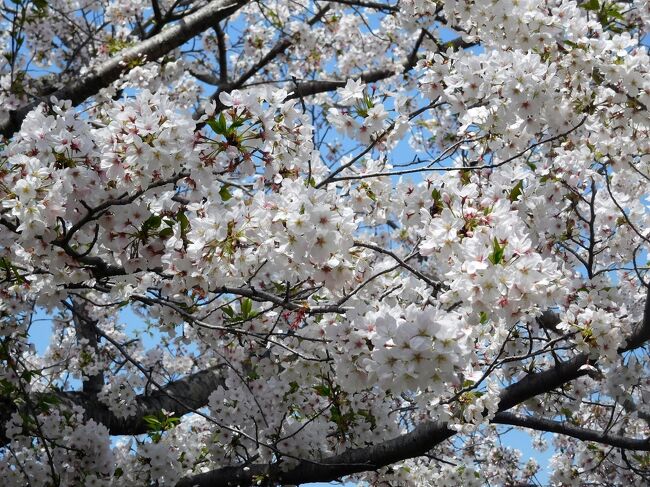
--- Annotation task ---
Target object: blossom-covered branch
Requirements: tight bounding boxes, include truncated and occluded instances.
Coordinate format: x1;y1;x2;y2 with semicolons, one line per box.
0;0;249;139
1;1;648;486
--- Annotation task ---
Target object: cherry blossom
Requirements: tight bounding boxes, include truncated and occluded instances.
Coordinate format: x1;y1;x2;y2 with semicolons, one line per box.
0;1;649;486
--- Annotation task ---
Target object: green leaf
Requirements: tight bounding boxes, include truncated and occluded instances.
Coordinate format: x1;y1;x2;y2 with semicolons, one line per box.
217;113;227;133
479;311;489;324
0;257;25;284
142;215;162;231
605;5;625;21
241;298;252;318
178;211;191;246
592;68;605;84
207;113;228;135
430;188;444;215
508;180;524;202
246;367;260;381
563;40;585;50
230;116;246;131
330;404;342;423
38;394;61;409
21;370;34;382
607;25;625;33
357;408;377;429
488;237;506;265
0;378;15;394
219;185;232;201
314;385;331;397
165;416;181;427
143;415;162;430
179;212;189;232
580;0;599;11
206;118;219;134
33;0;48;9
158;227;174;239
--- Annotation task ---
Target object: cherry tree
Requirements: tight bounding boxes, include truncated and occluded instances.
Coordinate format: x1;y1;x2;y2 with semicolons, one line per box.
0;0;649;485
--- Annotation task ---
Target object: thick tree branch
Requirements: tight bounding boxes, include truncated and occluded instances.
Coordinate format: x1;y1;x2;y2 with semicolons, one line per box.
70;364;226;436
215;22;229;84
496;354;588;412
172;355;589;486
70;298;105;395
0;0;249;139
175;290;650;487
0;365;226;447
176;419;456;487
624;285;650;351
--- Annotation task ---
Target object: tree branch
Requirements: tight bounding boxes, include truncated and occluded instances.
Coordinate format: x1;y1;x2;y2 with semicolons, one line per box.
175;289;650;486
1;0;249;139
171;355;589;486
204;6;331;113
493;412;650;451
76;364;226;435
326;0;399;12
215;22;229;84
70;297;105;395
287;36;474;101
0;365;225;447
